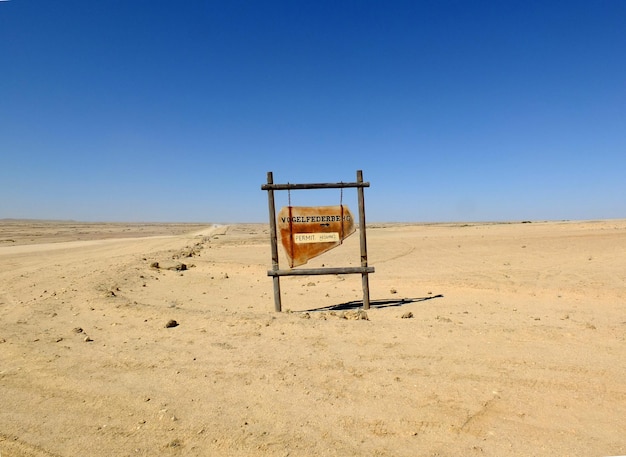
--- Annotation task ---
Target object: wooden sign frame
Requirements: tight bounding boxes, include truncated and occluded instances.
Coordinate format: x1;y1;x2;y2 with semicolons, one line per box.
261;170;374;312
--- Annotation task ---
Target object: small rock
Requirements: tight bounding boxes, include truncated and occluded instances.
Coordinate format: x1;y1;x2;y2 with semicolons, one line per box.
167;439;182;448
401;312;414;319
390;288;397;294
344;310;369;320
84;336;93;342
165;319;179;328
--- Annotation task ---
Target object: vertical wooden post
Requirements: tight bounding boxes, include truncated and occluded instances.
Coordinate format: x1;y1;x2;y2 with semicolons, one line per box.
266;172;282;312
357;170;371;309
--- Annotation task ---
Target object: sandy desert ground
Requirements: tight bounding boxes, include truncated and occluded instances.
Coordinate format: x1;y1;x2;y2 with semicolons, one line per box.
0;219;624;456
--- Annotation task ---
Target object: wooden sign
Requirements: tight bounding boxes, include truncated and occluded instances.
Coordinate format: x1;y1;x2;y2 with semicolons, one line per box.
277;205;356;267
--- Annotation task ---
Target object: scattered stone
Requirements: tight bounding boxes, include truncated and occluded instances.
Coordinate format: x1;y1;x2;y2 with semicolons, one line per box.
165;319;179;328
300;312;311;319
344;310;369;320
150;260;188;271
401;312;414;319
390;288;397;294
84;336;93;342
175;244;203;258
73;327;83;334
166;439;182;448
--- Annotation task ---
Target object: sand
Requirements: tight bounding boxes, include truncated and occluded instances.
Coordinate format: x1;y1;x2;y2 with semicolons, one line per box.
0;219;624;456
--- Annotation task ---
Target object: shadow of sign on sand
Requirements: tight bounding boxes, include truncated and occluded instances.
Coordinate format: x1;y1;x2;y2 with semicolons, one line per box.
302;294;444;313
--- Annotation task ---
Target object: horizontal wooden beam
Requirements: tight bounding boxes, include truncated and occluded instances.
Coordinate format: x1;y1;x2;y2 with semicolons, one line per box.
268;266;375;277
261;181;370;191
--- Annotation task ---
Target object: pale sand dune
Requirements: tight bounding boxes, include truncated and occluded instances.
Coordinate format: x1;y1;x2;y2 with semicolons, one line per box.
0;220;624;456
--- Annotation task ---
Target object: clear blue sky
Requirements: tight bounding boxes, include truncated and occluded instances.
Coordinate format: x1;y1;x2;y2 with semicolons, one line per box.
1;1;625;222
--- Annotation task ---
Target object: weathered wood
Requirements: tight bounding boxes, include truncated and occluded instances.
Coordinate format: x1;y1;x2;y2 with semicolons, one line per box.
266;172;282;312
357;170;371;309
268;266;375;277
262;181;369;191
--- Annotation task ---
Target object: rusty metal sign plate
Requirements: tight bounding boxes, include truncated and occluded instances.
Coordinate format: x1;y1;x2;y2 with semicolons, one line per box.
277;205;356;267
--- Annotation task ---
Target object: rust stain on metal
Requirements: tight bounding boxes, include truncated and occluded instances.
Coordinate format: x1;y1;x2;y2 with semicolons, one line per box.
277;205;356;267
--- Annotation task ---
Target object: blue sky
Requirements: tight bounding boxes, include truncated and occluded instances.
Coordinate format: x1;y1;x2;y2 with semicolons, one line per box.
1;1;625;222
